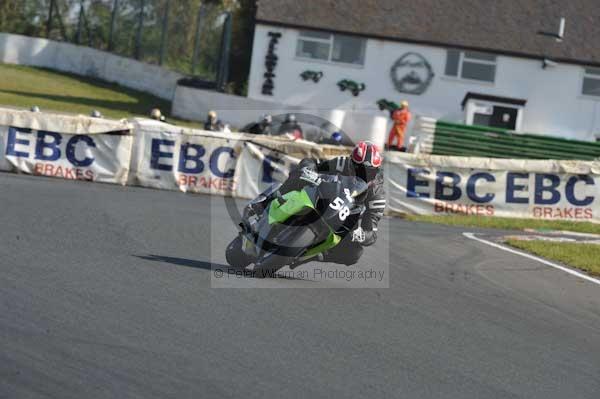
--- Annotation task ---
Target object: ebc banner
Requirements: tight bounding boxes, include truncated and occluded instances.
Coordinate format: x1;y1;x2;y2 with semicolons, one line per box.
234;142;299;199
0;125;133;185
133;129;240;196
386;153;600;223
131;119;306;198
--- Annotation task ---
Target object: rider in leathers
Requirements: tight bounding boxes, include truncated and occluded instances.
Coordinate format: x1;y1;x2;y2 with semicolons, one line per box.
279;141;386;265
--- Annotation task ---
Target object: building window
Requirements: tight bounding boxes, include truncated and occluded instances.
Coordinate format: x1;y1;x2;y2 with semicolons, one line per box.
472;104;519;130
445;50;497;83
582;68;600;96
462;92;526;131
296;30;365;66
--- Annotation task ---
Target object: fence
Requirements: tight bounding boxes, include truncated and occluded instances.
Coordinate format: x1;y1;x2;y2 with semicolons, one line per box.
0;0;249;91
411;118;600;160
1;107;599;223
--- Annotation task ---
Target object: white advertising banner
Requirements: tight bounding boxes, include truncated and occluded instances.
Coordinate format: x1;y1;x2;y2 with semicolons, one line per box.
234;142;299;199
0;108;134;185
132;127;240;195
0;126;133;185
131;120;300;198
386;152;600;223
0;106;132;135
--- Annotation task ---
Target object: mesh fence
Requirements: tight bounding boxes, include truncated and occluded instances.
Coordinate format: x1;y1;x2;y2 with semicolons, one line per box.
1;0;234;82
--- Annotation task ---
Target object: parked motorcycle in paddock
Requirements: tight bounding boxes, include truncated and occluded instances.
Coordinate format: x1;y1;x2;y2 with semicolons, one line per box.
225;168;368;278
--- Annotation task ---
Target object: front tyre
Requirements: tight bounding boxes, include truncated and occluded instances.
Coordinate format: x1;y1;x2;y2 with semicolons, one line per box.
225;236;251;269
252;253;288;278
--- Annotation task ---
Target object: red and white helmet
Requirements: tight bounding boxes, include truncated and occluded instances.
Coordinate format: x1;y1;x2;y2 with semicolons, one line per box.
351;141;382;168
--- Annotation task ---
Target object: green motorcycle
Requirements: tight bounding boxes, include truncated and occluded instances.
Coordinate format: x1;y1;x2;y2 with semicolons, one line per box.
226;169;369;278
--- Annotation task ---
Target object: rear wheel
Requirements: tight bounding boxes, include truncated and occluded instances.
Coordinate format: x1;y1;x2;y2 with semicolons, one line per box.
225;236;251;269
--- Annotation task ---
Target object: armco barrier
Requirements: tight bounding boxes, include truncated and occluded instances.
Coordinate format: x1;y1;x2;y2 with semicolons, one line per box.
416;118;600;160
386;151;600;223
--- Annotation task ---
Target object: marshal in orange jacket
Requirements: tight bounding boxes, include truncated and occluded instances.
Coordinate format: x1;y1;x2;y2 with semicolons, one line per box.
387;108;412;150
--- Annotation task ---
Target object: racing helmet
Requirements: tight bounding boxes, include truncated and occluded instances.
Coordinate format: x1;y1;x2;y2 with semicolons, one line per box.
150;108;162;120
262;114;273;124
350;141;382;182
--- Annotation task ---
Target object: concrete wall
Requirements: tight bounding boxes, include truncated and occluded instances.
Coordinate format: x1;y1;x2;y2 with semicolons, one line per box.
172;85;389;145
248;24;600;142
172;84;299;127
0;33;183;100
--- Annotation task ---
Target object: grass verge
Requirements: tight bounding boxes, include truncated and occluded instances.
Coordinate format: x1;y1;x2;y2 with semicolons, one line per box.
0;64;200;128
404;214;600;235
506;239;600;277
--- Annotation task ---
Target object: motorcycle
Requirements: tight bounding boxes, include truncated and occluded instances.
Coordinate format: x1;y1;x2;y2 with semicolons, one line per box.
225;168;368;278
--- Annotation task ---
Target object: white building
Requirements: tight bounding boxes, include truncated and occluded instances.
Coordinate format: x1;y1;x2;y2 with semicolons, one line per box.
247;0;600;144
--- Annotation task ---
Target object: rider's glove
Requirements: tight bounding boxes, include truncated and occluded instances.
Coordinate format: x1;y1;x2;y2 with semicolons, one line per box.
351;227;366;243
299;167;322;185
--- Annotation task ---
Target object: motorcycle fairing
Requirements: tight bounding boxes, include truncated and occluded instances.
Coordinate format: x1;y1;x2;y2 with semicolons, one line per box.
268;189;314;225
303;231;341;258
241;174;368;265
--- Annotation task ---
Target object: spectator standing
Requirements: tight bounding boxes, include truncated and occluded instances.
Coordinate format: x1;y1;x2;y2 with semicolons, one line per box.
150;108;167;122
277;113;303;140
247;114;273;135
204;110;224;132
387;101;411;151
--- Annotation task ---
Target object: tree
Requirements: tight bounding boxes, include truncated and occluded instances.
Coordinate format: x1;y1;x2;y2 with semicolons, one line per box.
0;1;25;33
0;0;258;95
0;0;48;36
227;0;256;95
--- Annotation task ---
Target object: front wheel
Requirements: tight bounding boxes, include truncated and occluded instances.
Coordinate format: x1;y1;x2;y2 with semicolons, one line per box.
225;236;251;269
252;253;289;278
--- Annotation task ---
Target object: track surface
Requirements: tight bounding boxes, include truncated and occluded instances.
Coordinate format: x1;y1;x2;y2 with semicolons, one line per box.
1;173;599;398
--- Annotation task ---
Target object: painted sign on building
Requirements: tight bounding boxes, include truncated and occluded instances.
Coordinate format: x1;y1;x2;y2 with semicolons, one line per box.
390;52;434;95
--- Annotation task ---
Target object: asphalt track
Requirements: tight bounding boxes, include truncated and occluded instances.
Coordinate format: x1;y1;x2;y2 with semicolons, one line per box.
1;173;599;398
